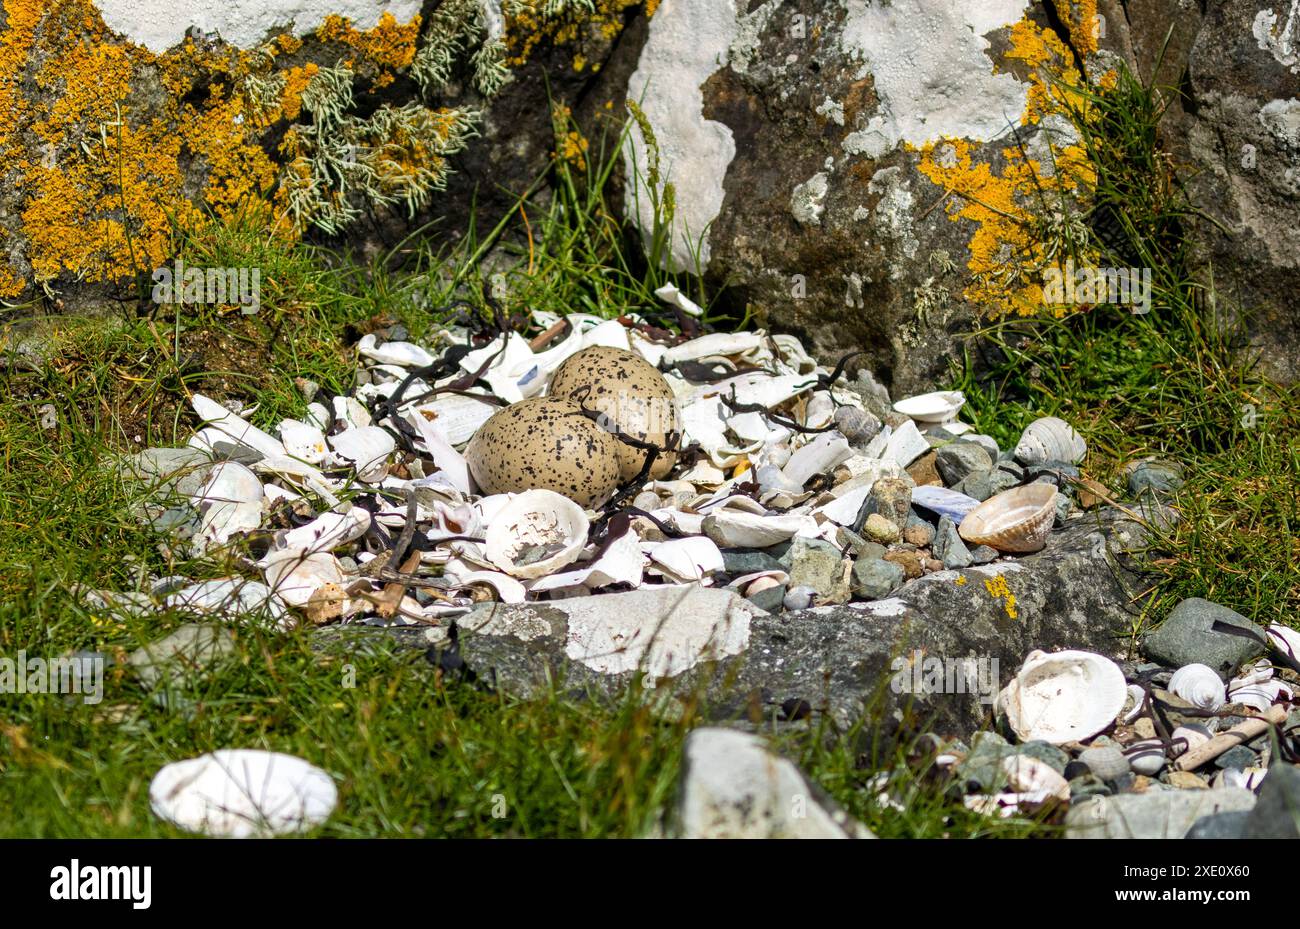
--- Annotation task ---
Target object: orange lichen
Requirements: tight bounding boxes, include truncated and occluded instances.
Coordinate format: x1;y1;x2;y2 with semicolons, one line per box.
506;0;652;70
0;0;427;296
912;14;1105;318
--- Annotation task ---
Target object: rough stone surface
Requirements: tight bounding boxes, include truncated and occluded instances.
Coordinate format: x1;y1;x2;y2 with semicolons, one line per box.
671;728;873;838
850;557;904;601
935;442;993;486
1142;598;1268;679
1240;763;1300;838
404;507;1154;736
932;516;973;570
1066;788;1258;839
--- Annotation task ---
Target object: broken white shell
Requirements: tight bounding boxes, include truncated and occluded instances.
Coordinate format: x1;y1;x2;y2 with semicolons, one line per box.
358;335;435;368
404;393;498;446
893;390;965;424
1228;679;1292;712
881;419;930;467
281;507;372;553
1000;754;1069;803
483;490;589;580
646;536;725;582
528;529;646;593
1013;416;1087;466
329;426;396;483
1168;663;1226;711
262;549;346;608
150;750;337;838
701;510;813;548
1118;683;1148;723
278;419;329;465
1267;623;1300;661
782;431;852;486
997;649;1127;744
1169;724;1213;758
192;461;263;547
191;393;286;458
958;483;1057;553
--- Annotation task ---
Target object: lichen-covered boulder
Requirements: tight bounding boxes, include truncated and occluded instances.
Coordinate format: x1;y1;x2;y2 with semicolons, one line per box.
619;0;1117;392
0;0;644;305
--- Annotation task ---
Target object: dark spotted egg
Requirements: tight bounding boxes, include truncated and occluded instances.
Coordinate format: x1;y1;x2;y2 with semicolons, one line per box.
547;346;680;481
464;396;622;507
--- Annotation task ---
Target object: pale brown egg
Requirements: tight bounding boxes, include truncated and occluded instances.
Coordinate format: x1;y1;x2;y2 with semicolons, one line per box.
464;396;622;507
547;346;680;481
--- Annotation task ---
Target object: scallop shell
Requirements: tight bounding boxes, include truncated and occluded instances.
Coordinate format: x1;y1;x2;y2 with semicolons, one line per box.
329;426;396;483
958;483;1058;553
1168;663;1226;711
1013;416;1087;466
997;649;1127;744
483;490;590;580
893;390;966;424
150;750;337;838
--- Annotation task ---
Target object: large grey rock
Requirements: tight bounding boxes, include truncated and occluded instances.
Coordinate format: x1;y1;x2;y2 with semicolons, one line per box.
1142;598;1268;679
1066;788;1258;839
671;728;873;838
850;557;904;601
932;516;972;569
1240;763;1300;838
410;508;1155;737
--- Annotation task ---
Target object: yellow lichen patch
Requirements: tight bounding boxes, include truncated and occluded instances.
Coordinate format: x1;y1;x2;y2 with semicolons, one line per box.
983;574;1018;620
315;12;420;88
505;0;651;70
0;0;436;296
911;14;1105;319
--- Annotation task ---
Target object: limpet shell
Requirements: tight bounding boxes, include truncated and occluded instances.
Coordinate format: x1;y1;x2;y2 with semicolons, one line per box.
892;390;965;424
958;483;1057;553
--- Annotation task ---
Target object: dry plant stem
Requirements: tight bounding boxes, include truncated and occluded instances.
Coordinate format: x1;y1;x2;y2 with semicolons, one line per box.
1173;704;1288;771
375;550;423;619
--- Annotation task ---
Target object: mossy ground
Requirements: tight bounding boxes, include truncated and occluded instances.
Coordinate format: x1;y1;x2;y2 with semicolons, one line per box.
0;68;1294;839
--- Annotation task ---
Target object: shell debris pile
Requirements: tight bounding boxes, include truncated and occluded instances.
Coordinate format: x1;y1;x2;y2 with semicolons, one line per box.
112;303;1114;632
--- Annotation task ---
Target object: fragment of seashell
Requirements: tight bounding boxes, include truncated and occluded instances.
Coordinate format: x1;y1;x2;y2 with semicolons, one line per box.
1267;622;1300;662
483;490;590;580
996;648;1128;744
1117;683;1148;723
192;460;263;546
329;426;396;483
1168;723;1213;758
149;749;337;838
278;419;329;464
1228;679;1292;712
262;549;346;609
357;335;435;368
280;507;372;553
911;485;982;525
701;509;815;547
1000;754;1069;803
1013;416;1087;466
190;393;286;459
646;536;725;583
892;390;966;424
1168;663;1226;711
958;483;1058;553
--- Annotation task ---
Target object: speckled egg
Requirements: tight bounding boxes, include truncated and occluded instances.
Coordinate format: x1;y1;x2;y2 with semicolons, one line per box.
464;396;622;507
547;346;680;481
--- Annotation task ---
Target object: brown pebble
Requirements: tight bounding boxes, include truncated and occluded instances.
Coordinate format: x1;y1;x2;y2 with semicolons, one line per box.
1166;771;1209;790
906;451;944;487
903;523;935;546
884;549;924;579
1077;478;1109;509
